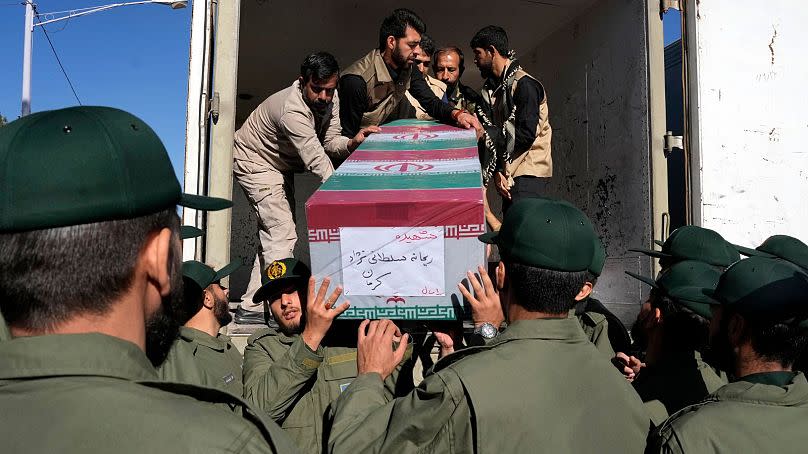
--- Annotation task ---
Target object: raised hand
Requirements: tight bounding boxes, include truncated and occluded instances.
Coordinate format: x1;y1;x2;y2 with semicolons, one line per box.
356;319;409;379
301;277;350;351
457;265;505;329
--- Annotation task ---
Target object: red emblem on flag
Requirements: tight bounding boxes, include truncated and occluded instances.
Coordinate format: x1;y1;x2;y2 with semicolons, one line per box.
373;162;434;173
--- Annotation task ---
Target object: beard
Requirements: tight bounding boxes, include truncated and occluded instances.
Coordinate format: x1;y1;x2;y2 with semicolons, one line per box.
392;45;410;68
478;61;494;80
214;295;232;327
703;316;735;373
144;243;183;367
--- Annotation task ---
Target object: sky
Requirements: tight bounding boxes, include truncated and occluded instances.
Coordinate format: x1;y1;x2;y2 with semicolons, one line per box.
0;0;191;181
0;2;682;184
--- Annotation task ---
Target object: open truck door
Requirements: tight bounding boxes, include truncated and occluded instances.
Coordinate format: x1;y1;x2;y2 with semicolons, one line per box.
684;0;808;246
186;0;673;329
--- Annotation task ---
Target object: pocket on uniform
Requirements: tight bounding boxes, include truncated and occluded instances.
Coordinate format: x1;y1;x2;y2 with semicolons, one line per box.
322;352;358;395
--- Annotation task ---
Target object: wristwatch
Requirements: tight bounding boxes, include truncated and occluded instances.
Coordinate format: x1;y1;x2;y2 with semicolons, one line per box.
474;322;499;340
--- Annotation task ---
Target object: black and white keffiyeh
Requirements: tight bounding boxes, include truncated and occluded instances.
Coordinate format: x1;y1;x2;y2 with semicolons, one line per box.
476;57;522;185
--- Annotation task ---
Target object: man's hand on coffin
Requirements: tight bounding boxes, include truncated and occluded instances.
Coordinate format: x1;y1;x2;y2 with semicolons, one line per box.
301;276;350;351
356;319;410;379
458;265;505;330
347;125;381;152
494;172;512;199
455;111;483;137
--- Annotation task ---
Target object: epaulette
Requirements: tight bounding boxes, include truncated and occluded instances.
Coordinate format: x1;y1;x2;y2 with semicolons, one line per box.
247;327;277;344
580;311;608;327
430;344;491;374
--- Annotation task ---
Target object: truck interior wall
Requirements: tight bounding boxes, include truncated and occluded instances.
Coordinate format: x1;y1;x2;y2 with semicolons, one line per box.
227;0;654;327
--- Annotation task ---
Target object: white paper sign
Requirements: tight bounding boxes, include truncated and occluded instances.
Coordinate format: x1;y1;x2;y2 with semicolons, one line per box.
340;226;445;297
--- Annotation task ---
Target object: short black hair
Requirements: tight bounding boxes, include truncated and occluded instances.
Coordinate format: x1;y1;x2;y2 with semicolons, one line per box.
650;290;710;353
505;261;588;314
733;308;808;368
420;33;436;58
0;208;179;332
433;46;465;76
470;25;509;56
378;8;425;51
300;52;340;84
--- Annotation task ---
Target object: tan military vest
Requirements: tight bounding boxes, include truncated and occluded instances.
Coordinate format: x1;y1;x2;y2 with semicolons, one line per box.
343;49;413;127
491;69;553;178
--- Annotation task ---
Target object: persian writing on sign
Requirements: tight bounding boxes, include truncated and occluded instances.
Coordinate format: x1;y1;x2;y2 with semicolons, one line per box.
340;227;445;297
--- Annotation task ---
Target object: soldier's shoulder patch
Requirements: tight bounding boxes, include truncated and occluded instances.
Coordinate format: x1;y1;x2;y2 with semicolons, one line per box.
266;261;287;280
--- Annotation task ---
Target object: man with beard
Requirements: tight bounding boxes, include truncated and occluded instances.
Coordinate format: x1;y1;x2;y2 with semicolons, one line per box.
625;261;728;425
648;256;808;452
471;26;553;211
233;52;379;323
0;106;296;453
400;33;447;120
339;8;480;137
242;258;408;453
433;46;481;114
327;199;650;453
158;260;245;396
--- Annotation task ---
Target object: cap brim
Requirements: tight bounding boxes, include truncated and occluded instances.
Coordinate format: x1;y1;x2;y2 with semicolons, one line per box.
629;247;670;260
214;259;242;281
669;286;721;308
653;240;665;247
700;287;723;305
625;271;658;289
735;244;775;258
179;193;233;211
180;225;203;239
478;232;498;244
253;275;307;305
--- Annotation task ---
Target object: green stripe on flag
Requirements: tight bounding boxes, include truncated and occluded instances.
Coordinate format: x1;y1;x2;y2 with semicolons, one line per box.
320;172;481;191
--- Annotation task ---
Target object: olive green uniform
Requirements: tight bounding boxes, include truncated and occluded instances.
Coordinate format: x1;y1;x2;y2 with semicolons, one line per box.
0;310;9;341
328;317;650;453
633;351;727;425
575;310;615;357
0;333;297;454
648;372;808;453
243;327;405;453
158;326;244;396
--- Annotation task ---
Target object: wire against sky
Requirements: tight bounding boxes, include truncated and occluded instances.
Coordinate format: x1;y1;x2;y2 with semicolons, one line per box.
33;6;82;106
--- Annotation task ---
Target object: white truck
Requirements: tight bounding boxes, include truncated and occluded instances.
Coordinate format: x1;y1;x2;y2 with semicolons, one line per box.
180;0;808;333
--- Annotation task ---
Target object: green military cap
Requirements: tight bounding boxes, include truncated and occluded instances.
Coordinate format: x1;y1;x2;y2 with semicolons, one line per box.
181;226;204;240
0;106;232;232
631;225;740;268
626;260;722;319
590;237;607;277
736;235;808;271
182;259;242;292
479;198;597;272
703;256;808;322
253;258;312;304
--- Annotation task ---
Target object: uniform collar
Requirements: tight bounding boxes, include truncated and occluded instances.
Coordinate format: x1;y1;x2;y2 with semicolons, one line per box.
714;371;808;405
178;326;231;352
739;371;797;387
492;315;588;345
0;333;157;382
372;49;394;84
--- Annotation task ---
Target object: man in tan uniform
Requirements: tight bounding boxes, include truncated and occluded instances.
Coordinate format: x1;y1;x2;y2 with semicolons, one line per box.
338;8;480;137
471;25;553;211
401;33;447;120
233;52;379;320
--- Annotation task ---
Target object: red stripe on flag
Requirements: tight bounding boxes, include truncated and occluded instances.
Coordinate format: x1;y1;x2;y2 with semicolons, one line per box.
380;125;463;134
306;189;484;229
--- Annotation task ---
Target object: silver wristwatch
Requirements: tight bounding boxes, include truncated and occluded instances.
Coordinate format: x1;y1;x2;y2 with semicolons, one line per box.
474;322;499;340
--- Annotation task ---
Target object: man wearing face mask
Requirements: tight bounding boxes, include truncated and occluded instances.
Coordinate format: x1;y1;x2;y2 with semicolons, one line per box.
339;8;480;137
158;260;245;396
0;107;296;453
233;52;379;323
